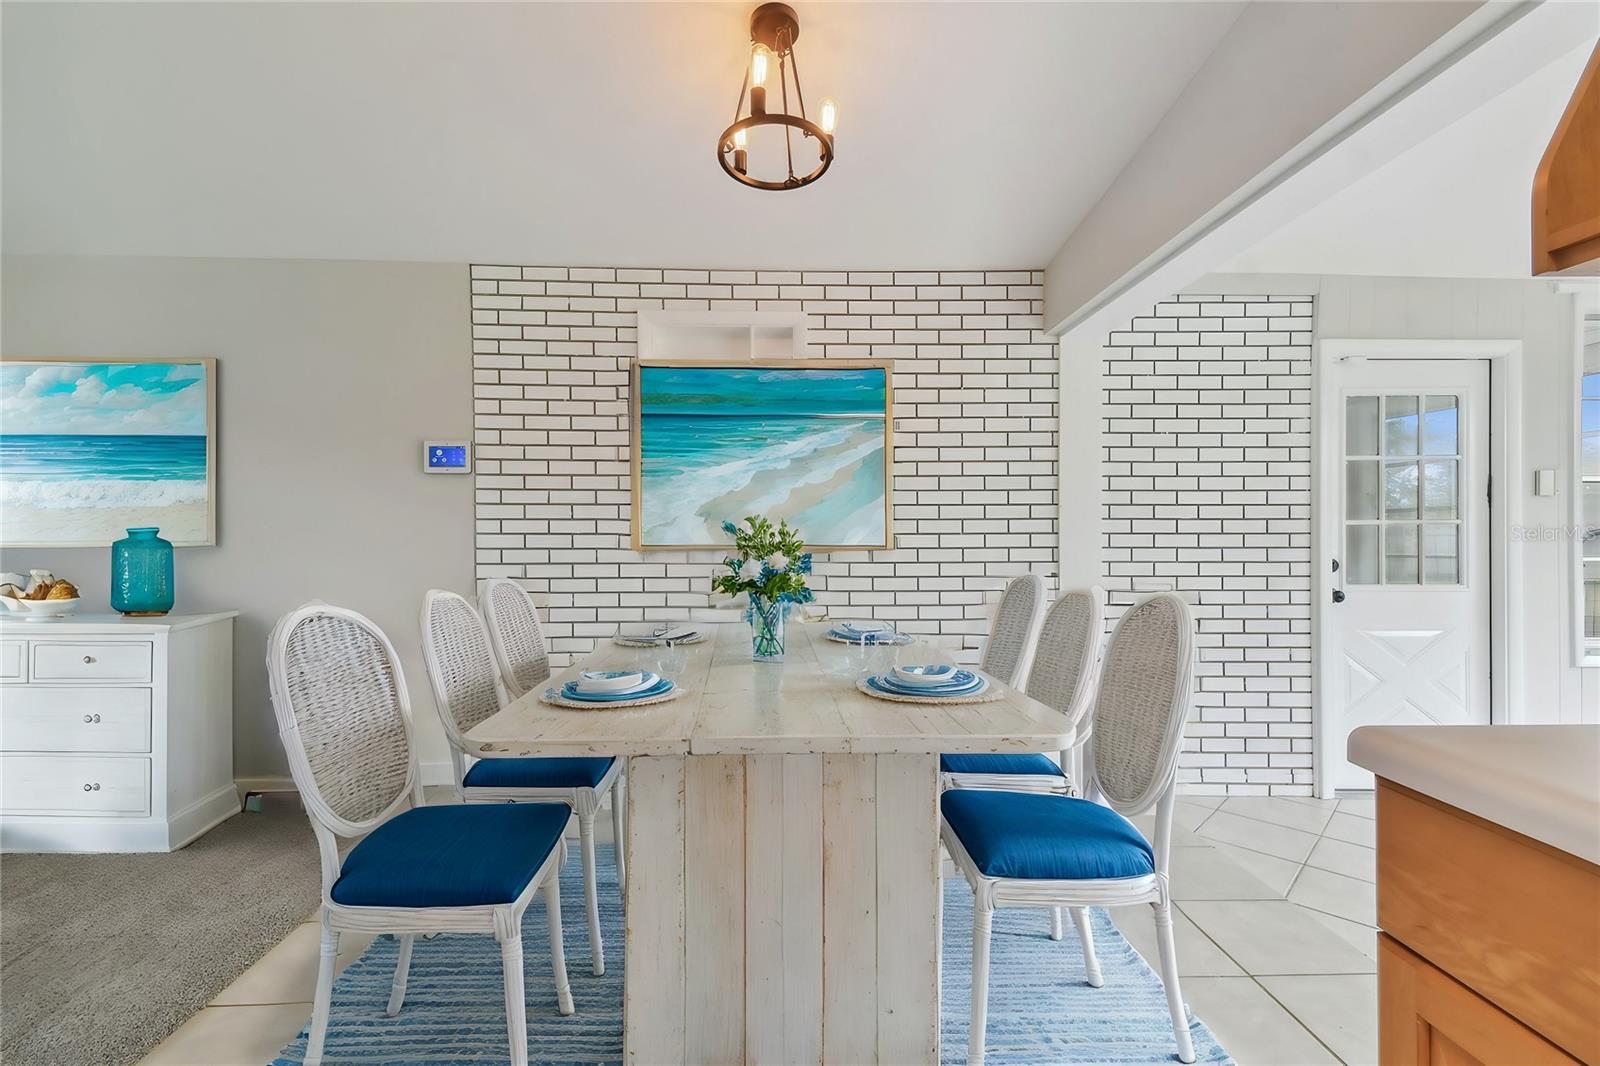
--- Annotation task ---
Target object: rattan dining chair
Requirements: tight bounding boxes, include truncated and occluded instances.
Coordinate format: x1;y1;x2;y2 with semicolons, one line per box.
479;577;626;897
977;573;1047;688
421;588;621;976
480;577;551;698
941;592;1198;1065
942;585;1105;798
267;603;574;1066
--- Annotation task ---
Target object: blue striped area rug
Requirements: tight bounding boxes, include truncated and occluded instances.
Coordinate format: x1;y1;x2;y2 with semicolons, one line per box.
274;844;1230;1064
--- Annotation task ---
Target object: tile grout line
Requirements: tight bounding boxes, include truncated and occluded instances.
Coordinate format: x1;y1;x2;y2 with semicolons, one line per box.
1168;898;1349;1065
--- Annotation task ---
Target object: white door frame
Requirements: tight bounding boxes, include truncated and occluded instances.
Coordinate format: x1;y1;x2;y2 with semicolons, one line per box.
1313;338;1524;797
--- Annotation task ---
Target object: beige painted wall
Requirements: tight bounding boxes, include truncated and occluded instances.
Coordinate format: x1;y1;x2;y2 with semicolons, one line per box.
0;255;473;780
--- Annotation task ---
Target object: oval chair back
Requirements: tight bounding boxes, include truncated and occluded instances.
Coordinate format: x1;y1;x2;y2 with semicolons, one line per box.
479;577;551;699
979;573;1047;687
419;589;506;768
1024;585;1106;731
267;602;421;884
1088;592;1194;819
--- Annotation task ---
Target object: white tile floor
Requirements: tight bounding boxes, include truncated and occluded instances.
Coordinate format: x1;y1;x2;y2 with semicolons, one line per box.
140;794;1378;1065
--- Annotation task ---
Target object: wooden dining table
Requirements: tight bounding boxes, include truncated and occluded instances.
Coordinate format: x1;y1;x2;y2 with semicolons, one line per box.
465;619;1074;1065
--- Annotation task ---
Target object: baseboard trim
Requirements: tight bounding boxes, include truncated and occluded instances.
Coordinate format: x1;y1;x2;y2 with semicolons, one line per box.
235;763;460;796
169;784;243;850
235;775;298;797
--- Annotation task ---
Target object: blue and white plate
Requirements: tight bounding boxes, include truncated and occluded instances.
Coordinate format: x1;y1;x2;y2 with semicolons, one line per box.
558;677;675;702
827;627;914;646
864;670;987;699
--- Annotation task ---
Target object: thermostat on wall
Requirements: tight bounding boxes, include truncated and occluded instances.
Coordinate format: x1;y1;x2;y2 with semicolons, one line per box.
422;440;472;474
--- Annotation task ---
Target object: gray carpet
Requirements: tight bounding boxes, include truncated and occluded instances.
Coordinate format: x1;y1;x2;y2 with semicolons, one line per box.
1;795;320;1066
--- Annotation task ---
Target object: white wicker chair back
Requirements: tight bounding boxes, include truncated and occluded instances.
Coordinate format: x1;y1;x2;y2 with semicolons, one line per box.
1089;592;1195;817
479;578;551;699
1024;586;1106;732
419;590;505;751
267;603;418;836
979;574;1047;687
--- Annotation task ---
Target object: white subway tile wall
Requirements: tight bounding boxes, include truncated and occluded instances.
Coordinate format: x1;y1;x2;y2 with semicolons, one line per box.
469;265;1059;670
1102;294;1316;796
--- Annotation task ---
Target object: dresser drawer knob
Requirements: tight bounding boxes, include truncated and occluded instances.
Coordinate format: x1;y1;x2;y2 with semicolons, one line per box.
82;782;101;792
81;655;95;664
81;714;102;724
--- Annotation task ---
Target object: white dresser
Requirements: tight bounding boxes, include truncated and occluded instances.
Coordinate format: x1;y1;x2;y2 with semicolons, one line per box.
0;612;238;853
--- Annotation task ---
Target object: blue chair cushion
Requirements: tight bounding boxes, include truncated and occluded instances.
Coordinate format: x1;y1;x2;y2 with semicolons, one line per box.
940;790;1155;881
463;756;616;790
940;753;1066;778
331;802;569;908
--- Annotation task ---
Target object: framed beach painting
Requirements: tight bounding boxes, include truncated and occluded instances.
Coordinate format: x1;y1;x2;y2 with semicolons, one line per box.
631;359;893;551
0;357;216;547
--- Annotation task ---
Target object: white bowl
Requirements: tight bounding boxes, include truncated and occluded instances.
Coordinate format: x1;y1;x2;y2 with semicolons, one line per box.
892;664;960;689
574;670;650;694
1;596;80;620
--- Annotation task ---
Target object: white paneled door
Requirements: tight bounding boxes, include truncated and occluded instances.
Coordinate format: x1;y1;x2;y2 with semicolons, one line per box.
1322;359;1491;791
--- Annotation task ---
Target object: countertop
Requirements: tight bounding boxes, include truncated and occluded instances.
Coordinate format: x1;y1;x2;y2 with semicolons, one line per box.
467;621;1075;757
1349;724;1600;866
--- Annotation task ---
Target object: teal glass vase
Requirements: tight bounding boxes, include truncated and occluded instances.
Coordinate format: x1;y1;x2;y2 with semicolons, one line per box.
748;594;788;663
111;527;175;616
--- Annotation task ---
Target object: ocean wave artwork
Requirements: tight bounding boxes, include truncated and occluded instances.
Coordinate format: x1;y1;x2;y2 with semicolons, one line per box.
0;360;214;546
635;362;891;549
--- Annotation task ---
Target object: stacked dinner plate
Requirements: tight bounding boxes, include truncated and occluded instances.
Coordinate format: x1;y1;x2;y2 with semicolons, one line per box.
825;620;914;646
543;669;678;707
859;664;990;701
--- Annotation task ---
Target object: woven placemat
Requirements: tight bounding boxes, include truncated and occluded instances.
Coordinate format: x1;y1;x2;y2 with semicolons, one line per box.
854;677;1005;704
538;685;683;710
610;634;707;648
824;632;915;647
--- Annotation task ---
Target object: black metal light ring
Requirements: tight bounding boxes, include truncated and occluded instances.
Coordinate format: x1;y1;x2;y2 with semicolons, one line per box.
717;113;834;191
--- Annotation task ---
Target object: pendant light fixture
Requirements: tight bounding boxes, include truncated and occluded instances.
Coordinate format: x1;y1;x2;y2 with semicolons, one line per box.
718;3;838;190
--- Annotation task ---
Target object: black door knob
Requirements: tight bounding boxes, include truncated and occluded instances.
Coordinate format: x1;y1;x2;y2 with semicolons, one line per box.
1332;589;1346;604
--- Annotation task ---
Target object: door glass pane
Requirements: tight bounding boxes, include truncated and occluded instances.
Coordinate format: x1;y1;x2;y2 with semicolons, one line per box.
1585;482;1600;561
1422;395;1458;455
1423;524;1459;584
1587;559;1600;640
1422;460;1458;519
1346;461;1379;520
1384;395;1419;456
1385;523;1419;584
1346;395;1379;456
1346;525;1379;585
1584;390;1600;477
1384;462;1419;520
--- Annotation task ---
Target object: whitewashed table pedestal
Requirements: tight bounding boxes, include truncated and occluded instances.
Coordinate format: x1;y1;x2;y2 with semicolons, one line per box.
466;622;1074;1065
625;751;940;1064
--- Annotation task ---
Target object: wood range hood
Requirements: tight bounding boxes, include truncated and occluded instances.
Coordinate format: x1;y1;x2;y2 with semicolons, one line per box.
1534;41;1600;276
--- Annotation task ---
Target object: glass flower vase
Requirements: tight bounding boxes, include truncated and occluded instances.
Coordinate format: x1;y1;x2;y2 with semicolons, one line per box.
111;527;175;616
748;594;788;663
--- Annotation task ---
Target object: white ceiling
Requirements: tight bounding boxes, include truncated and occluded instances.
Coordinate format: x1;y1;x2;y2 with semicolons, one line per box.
1;1;1244;269
1217;36;1598;279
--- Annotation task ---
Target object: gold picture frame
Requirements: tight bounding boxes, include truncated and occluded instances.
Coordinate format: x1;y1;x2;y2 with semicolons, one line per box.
630;357;893;551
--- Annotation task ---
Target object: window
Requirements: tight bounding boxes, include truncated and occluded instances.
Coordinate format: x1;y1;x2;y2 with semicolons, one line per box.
1345;392;1461;585
1581;318;1600;650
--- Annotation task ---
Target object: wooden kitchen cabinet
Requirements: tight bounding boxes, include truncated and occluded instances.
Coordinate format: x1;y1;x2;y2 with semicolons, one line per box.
1378;935;1580;1066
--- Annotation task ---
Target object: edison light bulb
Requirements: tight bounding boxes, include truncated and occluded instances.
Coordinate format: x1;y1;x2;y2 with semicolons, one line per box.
751;45;771;88
733;127;747;149
820;98;838;135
